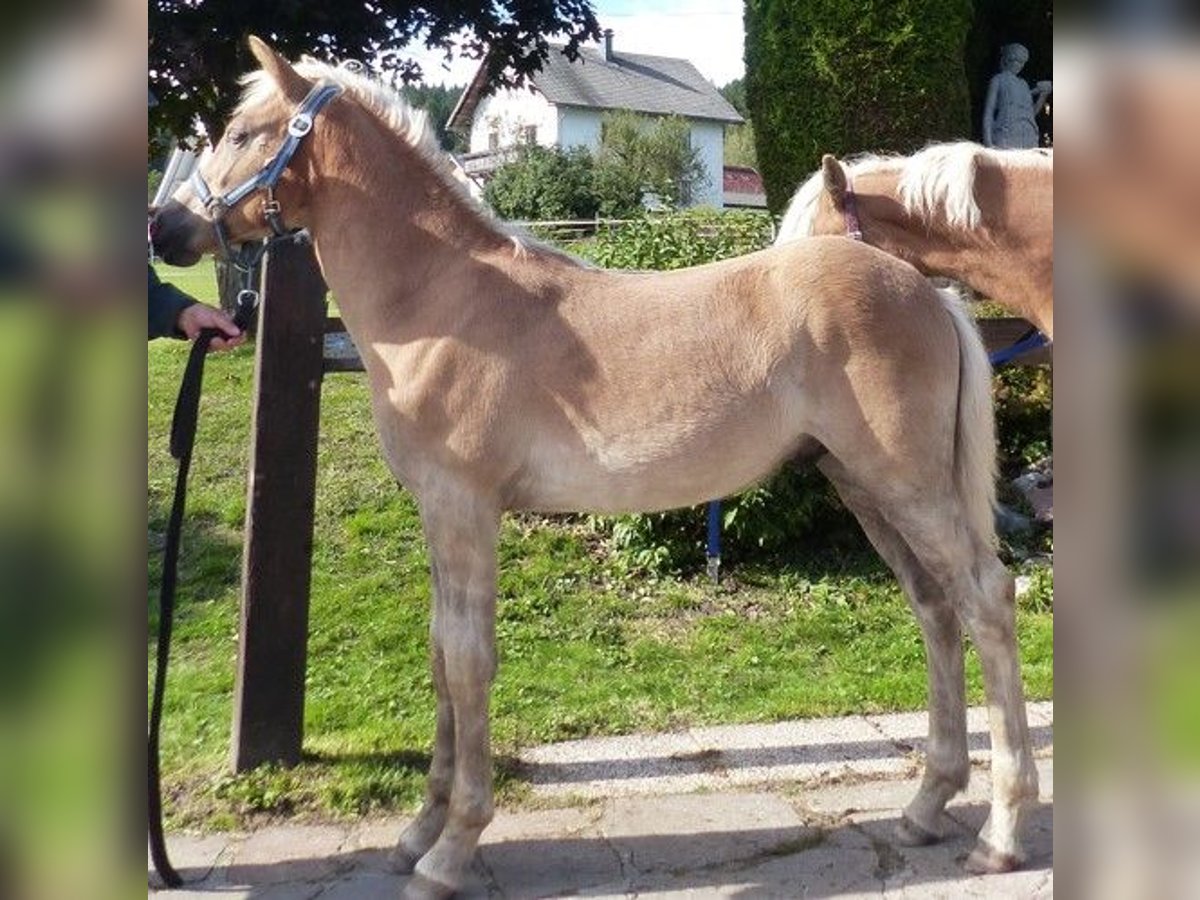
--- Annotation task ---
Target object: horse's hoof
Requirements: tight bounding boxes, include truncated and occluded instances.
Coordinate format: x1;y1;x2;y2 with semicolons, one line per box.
389;844;422;875
964;841;1021;874
402;871;456;900
895;814;940;846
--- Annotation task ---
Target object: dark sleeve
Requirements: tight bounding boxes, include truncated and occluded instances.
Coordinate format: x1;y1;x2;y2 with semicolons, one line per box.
148;265;195;339
0;219;40;285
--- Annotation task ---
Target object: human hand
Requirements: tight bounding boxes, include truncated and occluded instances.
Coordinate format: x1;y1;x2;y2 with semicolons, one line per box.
176;302;245;351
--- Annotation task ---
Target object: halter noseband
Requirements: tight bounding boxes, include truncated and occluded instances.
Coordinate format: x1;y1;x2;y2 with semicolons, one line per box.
189;80;342;257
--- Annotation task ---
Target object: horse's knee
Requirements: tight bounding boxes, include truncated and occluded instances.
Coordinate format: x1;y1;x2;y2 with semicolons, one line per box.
958;559;1016;638
449;788;494;832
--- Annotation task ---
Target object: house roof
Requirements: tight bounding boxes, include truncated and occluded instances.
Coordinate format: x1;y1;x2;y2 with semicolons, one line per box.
448;43;744;133
723;165;765;195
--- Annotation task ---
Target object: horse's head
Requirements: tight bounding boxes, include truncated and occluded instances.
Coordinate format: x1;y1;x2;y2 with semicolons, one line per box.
152;37;330;266
776;154;861;242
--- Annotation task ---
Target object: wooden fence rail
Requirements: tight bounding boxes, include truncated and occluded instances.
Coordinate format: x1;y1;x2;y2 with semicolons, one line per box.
230;239;1050;771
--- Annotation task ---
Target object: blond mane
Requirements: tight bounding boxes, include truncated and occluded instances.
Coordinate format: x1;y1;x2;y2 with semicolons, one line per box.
238;57;587;266
778;142;1052;239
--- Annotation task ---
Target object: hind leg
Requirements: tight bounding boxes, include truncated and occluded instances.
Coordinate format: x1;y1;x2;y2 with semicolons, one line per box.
884;502;1039;871
820;461;970;845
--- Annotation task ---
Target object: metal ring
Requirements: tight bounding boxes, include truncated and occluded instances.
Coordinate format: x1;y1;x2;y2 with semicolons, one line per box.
288;113;313;137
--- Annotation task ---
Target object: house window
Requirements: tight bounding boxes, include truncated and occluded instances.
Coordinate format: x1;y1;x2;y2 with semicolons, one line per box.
521;125;537;145
487;129;500;151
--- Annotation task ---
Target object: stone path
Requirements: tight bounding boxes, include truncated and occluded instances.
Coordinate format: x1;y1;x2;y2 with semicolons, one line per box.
152;703;1053;898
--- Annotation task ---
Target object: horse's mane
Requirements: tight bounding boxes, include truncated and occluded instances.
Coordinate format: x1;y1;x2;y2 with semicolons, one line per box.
778;142;1052;239
238;57;588;267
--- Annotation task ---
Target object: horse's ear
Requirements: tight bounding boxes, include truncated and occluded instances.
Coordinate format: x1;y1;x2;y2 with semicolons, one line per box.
821;154;849;209
247;35;312;104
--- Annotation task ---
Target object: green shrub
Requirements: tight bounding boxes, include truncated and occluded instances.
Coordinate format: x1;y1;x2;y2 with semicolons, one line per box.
484;145;606;220
745;0;973;213
994;364;1052;473
576;208;775;270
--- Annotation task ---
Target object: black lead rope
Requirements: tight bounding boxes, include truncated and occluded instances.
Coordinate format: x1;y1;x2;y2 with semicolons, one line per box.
149;291;258;888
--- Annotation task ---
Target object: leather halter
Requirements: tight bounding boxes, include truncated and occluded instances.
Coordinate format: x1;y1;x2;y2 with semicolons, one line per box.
189;80;342;256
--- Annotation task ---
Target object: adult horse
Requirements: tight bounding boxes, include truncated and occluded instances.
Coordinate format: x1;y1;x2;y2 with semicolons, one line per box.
776;143;1054;339
153;39;1038;899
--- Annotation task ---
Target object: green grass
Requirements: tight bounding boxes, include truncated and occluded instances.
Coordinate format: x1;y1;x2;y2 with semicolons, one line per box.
149;263;1053;830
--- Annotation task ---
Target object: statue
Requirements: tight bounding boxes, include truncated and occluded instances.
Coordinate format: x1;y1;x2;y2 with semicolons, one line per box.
982;43;1051;149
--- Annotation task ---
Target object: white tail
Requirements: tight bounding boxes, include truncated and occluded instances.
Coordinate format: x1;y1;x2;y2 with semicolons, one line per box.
936;287;997;546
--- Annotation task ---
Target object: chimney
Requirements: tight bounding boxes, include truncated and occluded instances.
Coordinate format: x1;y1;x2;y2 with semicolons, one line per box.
603;28;614;62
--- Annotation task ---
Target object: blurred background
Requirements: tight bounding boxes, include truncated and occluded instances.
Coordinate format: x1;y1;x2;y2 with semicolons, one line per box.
1055;6;1200;896
0;0;1197;895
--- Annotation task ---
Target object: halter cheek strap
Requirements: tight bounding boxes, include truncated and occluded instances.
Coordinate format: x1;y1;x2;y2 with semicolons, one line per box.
842;179;864;242
190;80;342;253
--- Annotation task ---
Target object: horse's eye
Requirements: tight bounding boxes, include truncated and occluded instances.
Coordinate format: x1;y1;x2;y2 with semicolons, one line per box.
227;130;248;148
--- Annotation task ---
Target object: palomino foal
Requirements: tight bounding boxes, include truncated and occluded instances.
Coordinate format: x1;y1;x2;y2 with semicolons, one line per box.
153;39;1039;899
776;143;1054;339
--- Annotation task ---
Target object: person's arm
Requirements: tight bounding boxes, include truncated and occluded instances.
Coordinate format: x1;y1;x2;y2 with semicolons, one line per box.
148;265;244;350
148;265;195;339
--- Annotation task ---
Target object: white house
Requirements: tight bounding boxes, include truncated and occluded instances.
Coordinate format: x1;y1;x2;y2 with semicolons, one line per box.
447;30;744;209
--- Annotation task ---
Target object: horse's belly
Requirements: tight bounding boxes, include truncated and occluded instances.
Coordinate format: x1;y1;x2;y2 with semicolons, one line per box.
513;415;805;515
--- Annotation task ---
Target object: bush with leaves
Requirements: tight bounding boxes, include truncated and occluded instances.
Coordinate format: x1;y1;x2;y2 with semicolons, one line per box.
577;208;775;270
483;145;604;220
598;111;707;209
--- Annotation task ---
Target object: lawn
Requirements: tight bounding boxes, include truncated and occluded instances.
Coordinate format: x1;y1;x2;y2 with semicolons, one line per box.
149;262;1053;830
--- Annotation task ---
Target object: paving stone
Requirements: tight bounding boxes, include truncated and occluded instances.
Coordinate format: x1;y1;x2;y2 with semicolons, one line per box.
480;805;621;898
315;871;405;899
226;824;350;885
632;843;884;899
151;832;241;888
522;729;716;797
341;816;410;871
602;792;817;877
686;715;909;786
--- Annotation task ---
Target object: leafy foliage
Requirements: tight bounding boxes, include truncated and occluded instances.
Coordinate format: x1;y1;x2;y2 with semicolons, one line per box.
577;207;774;270
719;78;748;118
724;121;759;170
483;145;612;220
483;114;708;220
994;364;1052;472
745;0;973;213
598;111;707;209
149;0;600;145
401;83;467;151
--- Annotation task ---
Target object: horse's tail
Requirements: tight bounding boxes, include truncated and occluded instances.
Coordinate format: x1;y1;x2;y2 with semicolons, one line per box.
936;287;998;546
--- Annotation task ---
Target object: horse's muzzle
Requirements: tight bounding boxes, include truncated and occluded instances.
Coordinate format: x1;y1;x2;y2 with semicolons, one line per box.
151;201;207;267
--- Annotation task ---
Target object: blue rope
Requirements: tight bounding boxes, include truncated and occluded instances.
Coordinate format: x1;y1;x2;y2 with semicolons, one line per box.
706;500;721;558
989;329;1049;367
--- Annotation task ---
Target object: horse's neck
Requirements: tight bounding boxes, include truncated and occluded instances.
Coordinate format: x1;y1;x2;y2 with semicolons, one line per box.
307;129;512;341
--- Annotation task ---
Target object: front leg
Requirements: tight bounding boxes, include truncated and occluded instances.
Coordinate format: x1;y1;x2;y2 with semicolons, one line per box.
404;492;500;900
391;556;455;871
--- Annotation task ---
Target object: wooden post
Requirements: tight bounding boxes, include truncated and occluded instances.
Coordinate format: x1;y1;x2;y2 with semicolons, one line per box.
231;237;327;772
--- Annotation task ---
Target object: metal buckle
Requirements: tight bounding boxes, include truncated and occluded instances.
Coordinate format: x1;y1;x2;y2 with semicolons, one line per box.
288;113;313;138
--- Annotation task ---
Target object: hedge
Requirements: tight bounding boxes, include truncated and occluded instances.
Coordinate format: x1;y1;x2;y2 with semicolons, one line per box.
745;0;973;214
